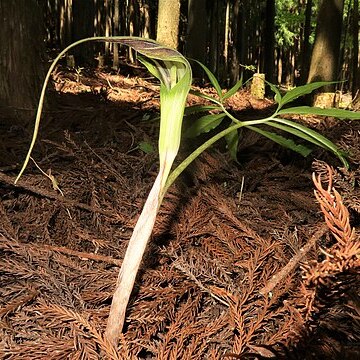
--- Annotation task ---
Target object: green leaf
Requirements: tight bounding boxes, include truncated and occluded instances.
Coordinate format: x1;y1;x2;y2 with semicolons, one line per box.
138;141;155;154
270;118;348;167
279;81;339;108
184;104;221;116
193;60;223;98
264;121;326;149
184;113;226;138
137;56;163;86
190;90;220;103
225;129;239;161
246;125;312;157
278;106;360;119
265;80;282;104
222;75;243;101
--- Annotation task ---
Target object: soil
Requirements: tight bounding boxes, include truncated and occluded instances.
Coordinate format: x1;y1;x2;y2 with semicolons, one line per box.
0;67;359;360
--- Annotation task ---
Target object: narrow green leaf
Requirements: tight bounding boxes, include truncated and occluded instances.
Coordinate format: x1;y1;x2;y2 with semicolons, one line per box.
246;125;312;157
279;81;339;108
222;75;243;101
193;60;223;98
265;80;282;104
264;121;326;149
278;106;360;119
270;118;348;167
190;89;220;103
184;104;221;115
137;56;163;85
184;113;226;138
225;129;239;161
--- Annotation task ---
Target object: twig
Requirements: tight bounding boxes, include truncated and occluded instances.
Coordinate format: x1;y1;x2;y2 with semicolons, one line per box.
173;261;230;307
259;224;328;297
0;288;39;318
40;244;122;266
84;141;124;183
30;156;64;196
0;171;114;217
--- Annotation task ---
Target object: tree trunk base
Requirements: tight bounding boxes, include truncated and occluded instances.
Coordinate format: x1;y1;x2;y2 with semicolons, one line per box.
313;92;353;109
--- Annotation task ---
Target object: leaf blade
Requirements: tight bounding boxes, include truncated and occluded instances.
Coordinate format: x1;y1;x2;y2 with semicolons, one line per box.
184;113;227;138
271;118;348;167
184;104;221;115
279;81;339;107
193;60;223;98
265;80;282;104
225;129;239;161
222;75;243;100
278;106;360;119
246;125;312;157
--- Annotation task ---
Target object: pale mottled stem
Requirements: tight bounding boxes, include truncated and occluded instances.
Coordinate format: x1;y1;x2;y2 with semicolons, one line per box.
105;171;163;347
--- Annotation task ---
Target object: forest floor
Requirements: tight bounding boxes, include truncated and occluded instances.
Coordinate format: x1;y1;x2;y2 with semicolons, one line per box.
0;66;359;360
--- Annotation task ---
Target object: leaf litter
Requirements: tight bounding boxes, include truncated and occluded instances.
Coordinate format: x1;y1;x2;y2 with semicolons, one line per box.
0;69;359;359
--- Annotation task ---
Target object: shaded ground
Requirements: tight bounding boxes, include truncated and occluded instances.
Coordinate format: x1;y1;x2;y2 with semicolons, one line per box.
0;69;359;359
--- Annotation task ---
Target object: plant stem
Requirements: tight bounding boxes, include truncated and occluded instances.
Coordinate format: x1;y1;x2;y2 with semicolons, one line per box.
105;171;163;347
163;116;274;195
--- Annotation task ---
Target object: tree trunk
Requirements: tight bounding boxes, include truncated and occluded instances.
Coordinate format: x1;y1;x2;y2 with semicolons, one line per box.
104;0;112;57
209;0;220;76
223;0;231;83
128;0;140;62
240;1;250;82
0;0;45;112
186;0;207;79
263;0;275;84
140;1;151;38
72;0;95;66
352;0;359;96
113;0;120;69
229;0;241;86
156;0;180;49
307;0;344;91
60;0;72;49
300;0;313;85
276;47;283;84
209;0;226;83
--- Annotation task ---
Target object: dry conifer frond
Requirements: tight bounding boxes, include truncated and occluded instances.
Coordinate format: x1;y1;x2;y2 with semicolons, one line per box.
313;158;360;215
35;301;121;359
0;288;38;319
4;103;360;358
306;165;360;287
1;336;75;359
284;164;360;358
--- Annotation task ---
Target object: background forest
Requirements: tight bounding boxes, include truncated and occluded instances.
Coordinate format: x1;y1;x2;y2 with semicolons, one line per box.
1;0;359;111
44;0;358;87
